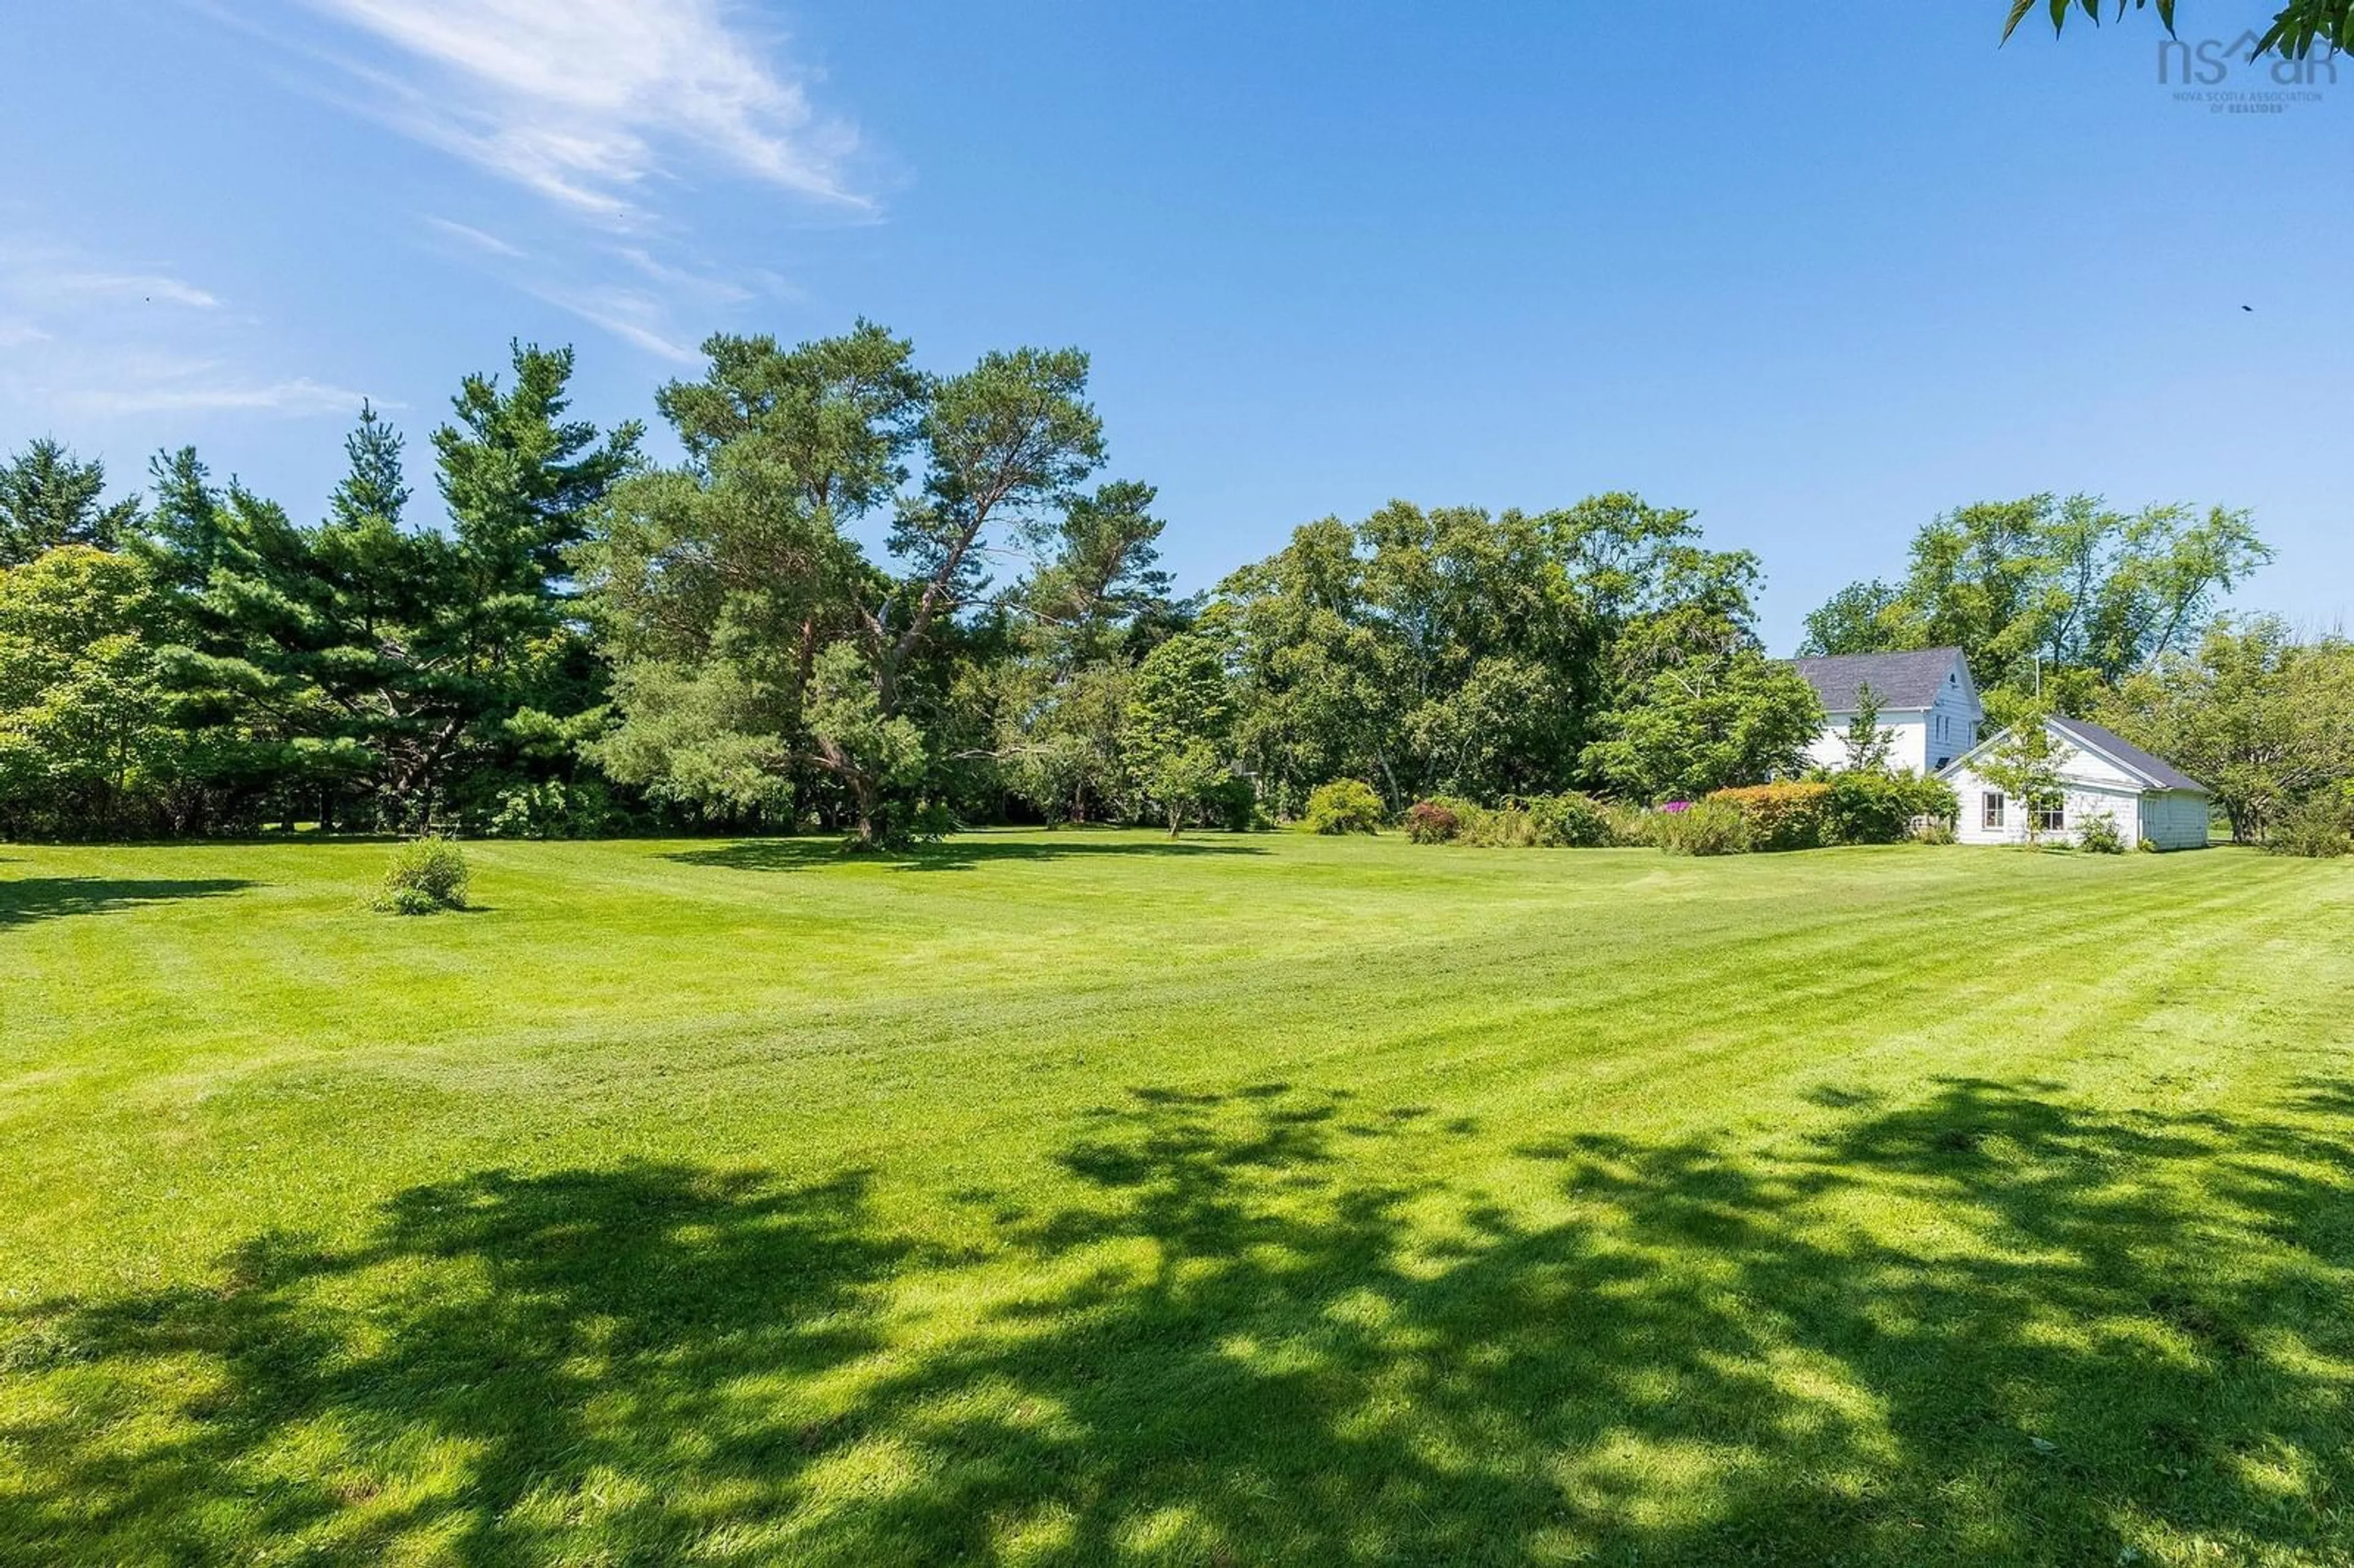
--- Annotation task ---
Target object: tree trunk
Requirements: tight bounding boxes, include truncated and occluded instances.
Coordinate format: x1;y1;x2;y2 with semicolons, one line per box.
848;771;883;849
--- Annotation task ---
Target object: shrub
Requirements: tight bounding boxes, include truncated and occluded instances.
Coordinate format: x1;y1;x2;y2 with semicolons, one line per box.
1402;800;1461;844
378;886;443;917
1525;791;1615;848
1465;807;1539;848
1407;791;1637;850
2268;793;2354;858
1602;801;1657;847
1303;778;1385;835
1706;782;1832;852
1652;799;1751;856
1825;771;1959;846
374;837;469;913
2076;812;2127;854
910;800;960;842
1205;776;1262;832
483;780;619;840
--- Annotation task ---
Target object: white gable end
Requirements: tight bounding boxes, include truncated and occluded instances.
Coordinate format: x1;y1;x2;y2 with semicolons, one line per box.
1793;647;1982;776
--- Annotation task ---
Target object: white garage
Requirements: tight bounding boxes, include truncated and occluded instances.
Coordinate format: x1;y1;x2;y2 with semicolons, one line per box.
1938;715;2214;851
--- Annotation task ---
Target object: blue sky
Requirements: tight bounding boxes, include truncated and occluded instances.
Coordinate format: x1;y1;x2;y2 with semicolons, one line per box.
2;2;2346;649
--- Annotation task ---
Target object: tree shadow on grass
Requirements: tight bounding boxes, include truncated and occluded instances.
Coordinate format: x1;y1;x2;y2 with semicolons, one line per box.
6;1080;2353;1564
1;1165;909;1564
0;876;254;931
666;834;1269;875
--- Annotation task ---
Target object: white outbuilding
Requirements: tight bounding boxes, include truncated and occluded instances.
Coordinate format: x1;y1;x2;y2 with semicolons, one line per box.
1938;715;2214;850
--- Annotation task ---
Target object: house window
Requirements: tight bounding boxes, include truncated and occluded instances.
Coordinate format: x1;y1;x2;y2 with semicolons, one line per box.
2036;802;2066;833
1982;791;2005;829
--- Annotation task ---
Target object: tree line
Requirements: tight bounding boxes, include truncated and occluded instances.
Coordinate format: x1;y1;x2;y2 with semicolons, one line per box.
2;322;2345;847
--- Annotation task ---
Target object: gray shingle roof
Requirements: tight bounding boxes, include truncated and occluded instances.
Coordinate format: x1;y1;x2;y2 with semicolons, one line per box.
2049;716;2211;794
1786;647;1964;711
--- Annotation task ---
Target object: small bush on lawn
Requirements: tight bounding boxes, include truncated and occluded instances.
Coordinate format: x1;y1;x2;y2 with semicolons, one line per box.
2268;793;2354;858
1526;791;1615;848
374;837;469;914
1303;779;1385;834
1825;771;1959;845
2076;812;2127;854
1402;801;1461;843
1653;799;1751;856
1707;782;1832;852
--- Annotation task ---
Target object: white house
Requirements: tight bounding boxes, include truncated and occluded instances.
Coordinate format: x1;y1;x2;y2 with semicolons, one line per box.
1938;715;2213;850
1788;647;1983;776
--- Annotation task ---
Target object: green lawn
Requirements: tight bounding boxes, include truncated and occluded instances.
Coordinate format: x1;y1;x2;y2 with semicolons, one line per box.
3;832;2352;1565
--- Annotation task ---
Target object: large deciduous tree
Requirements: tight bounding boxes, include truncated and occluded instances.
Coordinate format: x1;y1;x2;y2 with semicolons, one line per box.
1801;493;2269;706
1209;493;1767;811
1583;651;1824;803
2100;618;2354;842
1123;631;1235;836
0;545;181;837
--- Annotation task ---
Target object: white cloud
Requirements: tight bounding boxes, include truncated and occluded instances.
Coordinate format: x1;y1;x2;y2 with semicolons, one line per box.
0;245;381;427
422;215;528;259
206;0;877;364
283;0;866;221
66;373;377;417
522;283;702;364
49;273;222;309
611;246;755;305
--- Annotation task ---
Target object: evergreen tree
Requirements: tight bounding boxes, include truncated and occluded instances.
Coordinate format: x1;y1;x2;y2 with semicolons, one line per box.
0;439;141;566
